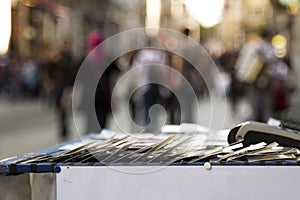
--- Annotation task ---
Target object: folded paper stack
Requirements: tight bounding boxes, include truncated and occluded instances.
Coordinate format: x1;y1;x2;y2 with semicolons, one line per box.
1;126;300;175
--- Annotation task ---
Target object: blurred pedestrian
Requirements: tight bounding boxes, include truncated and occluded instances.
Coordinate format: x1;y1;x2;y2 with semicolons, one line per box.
7;55;22;99
77;30;114;133
175;28;207;123
235;31;290;122
48;39;73;140
131;45;169;131
20;55;39;98
38;42;55;101
270;57;291;117
219;51;243;116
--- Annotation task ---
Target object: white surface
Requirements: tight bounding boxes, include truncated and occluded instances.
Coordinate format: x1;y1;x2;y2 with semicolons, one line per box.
57;165;300;200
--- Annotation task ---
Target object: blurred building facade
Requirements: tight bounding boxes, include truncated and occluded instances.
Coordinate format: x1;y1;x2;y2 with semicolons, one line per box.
7;0;300;94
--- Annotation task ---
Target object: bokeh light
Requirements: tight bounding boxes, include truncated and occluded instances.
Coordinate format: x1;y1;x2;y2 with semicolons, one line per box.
183;0;225;28
0;0;11;55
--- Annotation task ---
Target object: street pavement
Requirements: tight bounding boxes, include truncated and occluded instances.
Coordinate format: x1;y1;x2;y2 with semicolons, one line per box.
0;95;250;160
0;99;58;159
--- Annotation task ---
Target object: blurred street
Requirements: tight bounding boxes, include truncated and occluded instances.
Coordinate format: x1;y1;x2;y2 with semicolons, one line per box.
0;100;58;159
2;1;300;199
0;94;250;160
1;0;300;160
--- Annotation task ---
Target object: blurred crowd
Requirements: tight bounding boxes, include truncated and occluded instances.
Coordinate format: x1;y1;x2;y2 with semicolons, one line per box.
0;40;75;140
0;28;294;139
0;41;72;101
0;54;39;99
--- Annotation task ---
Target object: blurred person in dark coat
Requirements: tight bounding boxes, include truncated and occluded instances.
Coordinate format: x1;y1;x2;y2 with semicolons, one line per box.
131;47;169;132
48;39;73;140
77;30;114;133
174;28;208;123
